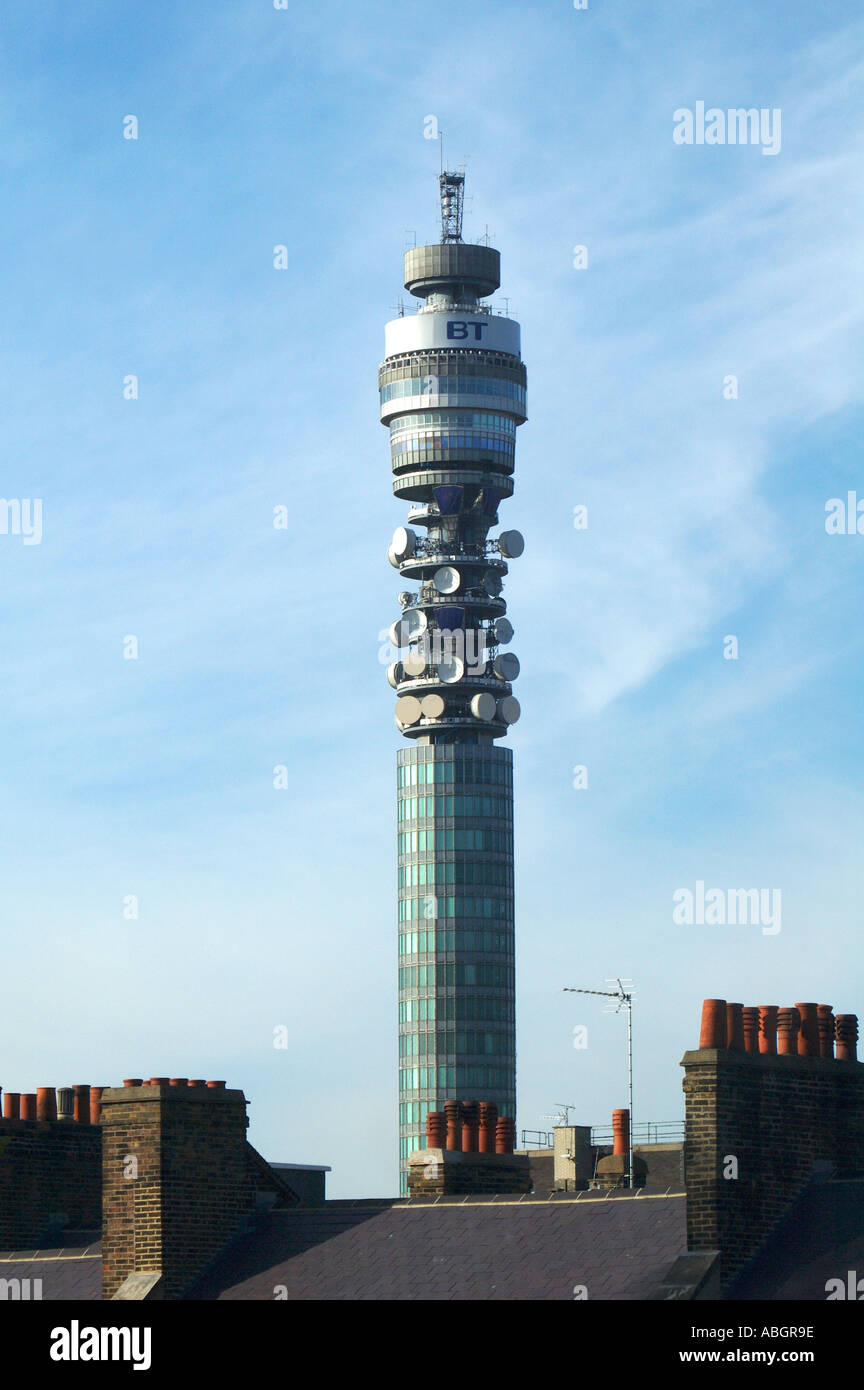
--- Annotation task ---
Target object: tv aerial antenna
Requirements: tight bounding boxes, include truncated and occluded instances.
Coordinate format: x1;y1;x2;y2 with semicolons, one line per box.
562;978;636;1189
540;1102;578;1129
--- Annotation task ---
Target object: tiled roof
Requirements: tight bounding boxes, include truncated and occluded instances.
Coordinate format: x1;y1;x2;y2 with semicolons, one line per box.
187;1192;687;1301
0;1239;101;1301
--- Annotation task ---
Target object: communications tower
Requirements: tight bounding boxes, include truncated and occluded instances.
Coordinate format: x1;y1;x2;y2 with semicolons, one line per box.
380;173;526;1188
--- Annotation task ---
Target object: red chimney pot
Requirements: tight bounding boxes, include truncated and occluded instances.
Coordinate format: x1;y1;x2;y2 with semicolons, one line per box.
758;1005;779;1054
726;1003;744;1051
836;1014;859;1062
777;1007;800;1055
36;1087;57;1122
817;1005;835;1059
796;1003;819;1057
699;999;727;1049
742;1007;759;1053
72;1085;90;1124
89;1087;104;1126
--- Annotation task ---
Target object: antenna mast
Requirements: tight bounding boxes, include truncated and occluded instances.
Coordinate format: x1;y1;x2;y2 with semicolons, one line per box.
439;170;465;243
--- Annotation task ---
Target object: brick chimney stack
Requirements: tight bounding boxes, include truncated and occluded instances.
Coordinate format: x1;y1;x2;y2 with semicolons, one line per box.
682;996;864;1290
0;1080;102;1247
408;1098;527;1196
100;1077;253;1301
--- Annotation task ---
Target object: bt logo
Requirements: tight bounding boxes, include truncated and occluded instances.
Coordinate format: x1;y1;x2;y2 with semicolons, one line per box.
447;320;487;340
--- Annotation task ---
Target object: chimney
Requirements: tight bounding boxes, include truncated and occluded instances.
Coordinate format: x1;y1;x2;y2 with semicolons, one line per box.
817;1005;835;1059
426;1111;445;1148
443;1099;461;1151
0;1080;101;1247
478;1102;497;1153
777;1006;800;1055
836;1015;858;1061
72;1086;90;1123
796;1003;819;1057
699;999;726;1048
741;1007;759;1054
682;997;864;1291
461;1100;479;1153
407;1100;528;1196
594;1108;647;1190
726;1003;744;1052
758;1005;778;1054
36;1088;57;1122
100;1077;253;1301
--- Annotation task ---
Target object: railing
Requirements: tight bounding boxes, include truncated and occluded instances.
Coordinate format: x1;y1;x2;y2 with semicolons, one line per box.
408;539;504;563
520;1130;554;1149
589;1121;684;1146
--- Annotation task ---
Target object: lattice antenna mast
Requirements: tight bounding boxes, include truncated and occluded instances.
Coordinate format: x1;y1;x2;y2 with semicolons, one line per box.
439;171;465;243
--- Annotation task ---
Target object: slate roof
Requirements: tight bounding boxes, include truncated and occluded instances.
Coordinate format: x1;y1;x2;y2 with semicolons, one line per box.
730;1178;864;1301
187;1191;687;1301
0;1237;101;1301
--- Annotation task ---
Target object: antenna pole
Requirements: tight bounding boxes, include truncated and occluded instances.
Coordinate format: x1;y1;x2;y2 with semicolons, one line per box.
563;979;636;1189
627;989;634;1191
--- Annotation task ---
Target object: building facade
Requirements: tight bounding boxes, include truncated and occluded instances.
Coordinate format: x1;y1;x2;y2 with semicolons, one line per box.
379;174;526;1187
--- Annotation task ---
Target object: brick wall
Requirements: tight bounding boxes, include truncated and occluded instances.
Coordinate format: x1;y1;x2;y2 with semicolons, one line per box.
682;1046;864;1288
101;1079;253;1300
0;1117;101;1247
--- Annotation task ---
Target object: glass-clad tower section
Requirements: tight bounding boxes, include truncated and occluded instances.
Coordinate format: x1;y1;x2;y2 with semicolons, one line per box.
380;174;526;1190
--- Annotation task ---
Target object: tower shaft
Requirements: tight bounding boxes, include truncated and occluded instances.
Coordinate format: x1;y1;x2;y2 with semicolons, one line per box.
380;176;526;1189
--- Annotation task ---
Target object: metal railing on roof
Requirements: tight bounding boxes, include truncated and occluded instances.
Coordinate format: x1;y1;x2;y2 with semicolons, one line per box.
590;1120;684;1146
520;1130;554;1149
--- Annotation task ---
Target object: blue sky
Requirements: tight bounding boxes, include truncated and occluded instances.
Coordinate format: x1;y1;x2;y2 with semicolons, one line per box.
1;0;862;1195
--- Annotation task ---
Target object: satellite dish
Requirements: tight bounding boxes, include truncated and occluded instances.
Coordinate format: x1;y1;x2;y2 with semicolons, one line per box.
402;651;426;677
395;695;422;725
406;609;428;640
386;661;404;690
470;692;496;721
497;695;521;725
391;526;417;559
434;566;461;595
387;544;402;569
498;530;524;559
493;617;514;644
482;571;503;597
388;620;409;649
420;693;445;719
398;591;413;606
437;656;465;684
493;653;520;682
